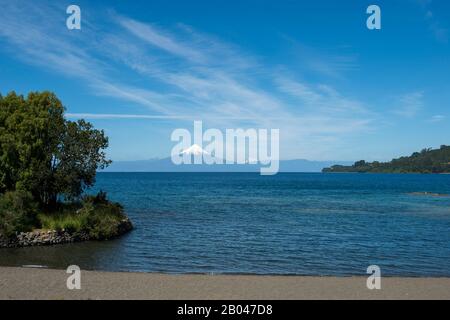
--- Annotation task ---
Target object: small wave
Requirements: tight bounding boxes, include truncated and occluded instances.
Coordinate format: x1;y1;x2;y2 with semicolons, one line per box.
408;192;449;197
22;265;48;269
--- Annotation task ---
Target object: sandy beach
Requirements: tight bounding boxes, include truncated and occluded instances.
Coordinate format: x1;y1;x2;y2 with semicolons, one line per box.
0;266;449;300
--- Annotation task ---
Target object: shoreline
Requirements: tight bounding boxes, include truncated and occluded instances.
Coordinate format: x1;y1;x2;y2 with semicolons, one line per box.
1;266;449;300
0;218;133;249
3;265;450;278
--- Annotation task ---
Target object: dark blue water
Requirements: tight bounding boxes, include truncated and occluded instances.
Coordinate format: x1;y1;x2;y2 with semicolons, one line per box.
1;173;450;276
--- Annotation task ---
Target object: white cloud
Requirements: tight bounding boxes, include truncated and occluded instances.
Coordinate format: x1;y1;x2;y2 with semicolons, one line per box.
276;78;368;114
393;92;424;118
0;0;375;160
117;17;206;63
282;39;359;78
428;115;445;122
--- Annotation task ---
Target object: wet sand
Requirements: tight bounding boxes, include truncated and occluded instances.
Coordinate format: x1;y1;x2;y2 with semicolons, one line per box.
0;266;449;300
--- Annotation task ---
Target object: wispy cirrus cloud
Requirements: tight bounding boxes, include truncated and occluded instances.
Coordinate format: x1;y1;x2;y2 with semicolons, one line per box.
0;0;377;160
117;17;206;63
428;114;445;122
393;91;424;118
276;77;368;114
282;39;360;79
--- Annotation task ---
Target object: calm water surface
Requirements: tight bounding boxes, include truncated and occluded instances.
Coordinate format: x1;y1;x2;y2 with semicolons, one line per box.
1;173;449;276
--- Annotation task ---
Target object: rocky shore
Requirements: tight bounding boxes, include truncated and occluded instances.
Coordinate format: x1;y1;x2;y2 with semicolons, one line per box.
0;218;133;248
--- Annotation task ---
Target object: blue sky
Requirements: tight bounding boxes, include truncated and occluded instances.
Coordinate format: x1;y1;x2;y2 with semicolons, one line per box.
0;0;449;161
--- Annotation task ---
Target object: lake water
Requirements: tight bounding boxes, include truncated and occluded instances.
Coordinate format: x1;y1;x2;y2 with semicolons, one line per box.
1;173;450;276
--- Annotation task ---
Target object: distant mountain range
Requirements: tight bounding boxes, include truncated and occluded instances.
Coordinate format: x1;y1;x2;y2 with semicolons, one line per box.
103;144;352;173
103;158;353;173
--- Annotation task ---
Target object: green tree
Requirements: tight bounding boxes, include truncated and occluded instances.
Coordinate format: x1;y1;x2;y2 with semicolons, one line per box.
354;160;366;167
53;119;111;202
0;190;37;237
0;91;110;209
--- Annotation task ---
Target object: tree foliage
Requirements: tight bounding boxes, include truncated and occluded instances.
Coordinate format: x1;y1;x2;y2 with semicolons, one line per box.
0;91;111;209
0;190;37;237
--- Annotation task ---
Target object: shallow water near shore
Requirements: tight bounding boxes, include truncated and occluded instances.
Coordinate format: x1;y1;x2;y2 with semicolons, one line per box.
1;173;450;276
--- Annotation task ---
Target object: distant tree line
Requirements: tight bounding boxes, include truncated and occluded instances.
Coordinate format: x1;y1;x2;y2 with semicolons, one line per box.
322;146;450;173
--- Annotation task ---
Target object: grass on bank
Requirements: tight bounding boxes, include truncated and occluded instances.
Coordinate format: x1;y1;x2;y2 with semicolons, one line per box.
0;190;129;240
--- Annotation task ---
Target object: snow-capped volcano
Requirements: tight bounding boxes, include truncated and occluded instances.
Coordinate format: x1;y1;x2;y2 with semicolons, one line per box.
180;144;209;156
